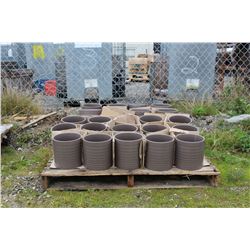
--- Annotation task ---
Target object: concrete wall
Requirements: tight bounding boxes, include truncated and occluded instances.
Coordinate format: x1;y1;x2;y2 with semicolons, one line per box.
64;43;112;100
25;43;57;80
0;43;26;68
161;43;217;98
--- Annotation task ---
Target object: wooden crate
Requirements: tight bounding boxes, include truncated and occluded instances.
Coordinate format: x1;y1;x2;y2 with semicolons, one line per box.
41;159;220;190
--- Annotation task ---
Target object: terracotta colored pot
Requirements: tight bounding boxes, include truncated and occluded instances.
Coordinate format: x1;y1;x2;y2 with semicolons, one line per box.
145;134;175;171
172;124;198;135
51;123;77;132
61;115;86;124
142;124;168;134
155;108;178;114
168;115;192;124
89;116;111;124
130;107;151;116
53;133;82;169
115;132;142;170
79;109;102;116
175;134;205;170
112;124;138;132
81;122;107;131
140;114;162;124
83;134;113;170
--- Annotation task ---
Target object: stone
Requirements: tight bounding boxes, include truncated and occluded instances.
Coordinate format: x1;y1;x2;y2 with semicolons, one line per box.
225;114;250;123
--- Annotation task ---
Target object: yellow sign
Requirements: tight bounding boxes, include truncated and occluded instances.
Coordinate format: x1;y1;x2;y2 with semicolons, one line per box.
32;45;45;59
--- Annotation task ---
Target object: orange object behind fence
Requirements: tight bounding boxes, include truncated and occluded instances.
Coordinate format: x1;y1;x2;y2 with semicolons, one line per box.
44;80;56;96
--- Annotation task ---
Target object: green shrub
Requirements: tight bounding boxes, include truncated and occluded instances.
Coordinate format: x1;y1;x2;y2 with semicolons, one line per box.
239;119;250;132
192;104;218;117
203;127;250;153
172;83;250;117
236;133;250;153
172;99;218;117
1;87;42;117
216;83;250;115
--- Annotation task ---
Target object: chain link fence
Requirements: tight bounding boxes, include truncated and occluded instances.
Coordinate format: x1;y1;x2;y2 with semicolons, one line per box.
1;42;250;112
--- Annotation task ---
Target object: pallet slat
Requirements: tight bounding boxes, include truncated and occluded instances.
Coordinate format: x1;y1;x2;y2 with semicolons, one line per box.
48;179;213;190
41;156;220;190
42;157;217;177
42;165;219;177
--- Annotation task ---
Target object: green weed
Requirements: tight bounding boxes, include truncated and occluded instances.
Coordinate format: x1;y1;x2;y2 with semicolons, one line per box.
216;83;250;115
1;87;42;117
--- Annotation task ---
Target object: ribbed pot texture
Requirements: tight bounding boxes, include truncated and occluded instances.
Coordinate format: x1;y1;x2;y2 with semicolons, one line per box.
82;103;102;109
89;116;111;123
61;115;86;124
115;132;142;170
173;124;198;135
81;122;107;131
140;114;162;124
130;108;151;116
53;133;82;169
79;109;102;116
83;134;113;170
175;134;205;170
155;108;178;114
145;134;175;171
168;115;192;124
51;123;77;132
112;124;138;132
142;124;167;134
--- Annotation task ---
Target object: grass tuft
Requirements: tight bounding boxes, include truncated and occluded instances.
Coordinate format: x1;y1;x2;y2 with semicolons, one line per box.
216;83;250;115
1;87;43;117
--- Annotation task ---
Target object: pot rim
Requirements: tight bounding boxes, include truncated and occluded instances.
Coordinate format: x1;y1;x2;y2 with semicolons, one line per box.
81;122;107;131
81;107;102;110
176;134;205;143
80;107;101;110
108;103;127;106
115;132;142;142
61;115;86;123
130;107;150;111
151;103;171;106
53;132;82;142
89;116;111;123
112;124;138;131
146;134;175;143
142;124;166;132
168;115;192;123
156;108;177;111
173;124;198;131
83;133;112;143
140;114;162;122
83;103;102;106
51;122;77;131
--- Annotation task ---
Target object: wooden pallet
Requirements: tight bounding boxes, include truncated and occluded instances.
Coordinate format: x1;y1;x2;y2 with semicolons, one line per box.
41;159;220;190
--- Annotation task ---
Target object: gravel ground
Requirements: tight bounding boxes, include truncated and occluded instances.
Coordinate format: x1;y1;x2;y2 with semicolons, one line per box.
192;114;230;132
1;175;44;207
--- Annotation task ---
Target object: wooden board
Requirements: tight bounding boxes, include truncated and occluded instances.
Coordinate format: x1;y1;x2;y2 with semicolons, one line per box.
42;163;218;177
21;112;57;129
41;158;220;190
47;178;212;190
